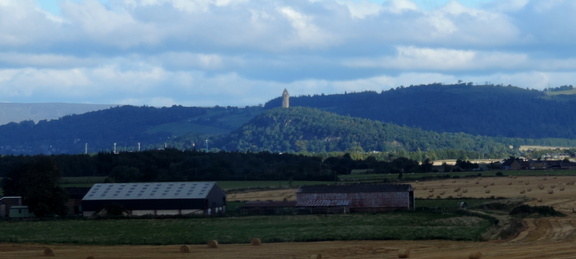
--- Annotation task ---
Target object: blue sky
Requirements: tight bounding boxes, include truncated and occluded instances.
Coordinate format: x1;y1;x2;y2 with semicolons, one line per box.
1;0;575;107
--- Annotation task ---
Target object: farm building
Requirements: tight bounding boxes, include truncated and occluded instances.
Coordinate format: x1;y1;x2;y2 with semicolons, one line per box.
9;205;33;218
296;184;414;213
0;196;23;218
82;182;226;217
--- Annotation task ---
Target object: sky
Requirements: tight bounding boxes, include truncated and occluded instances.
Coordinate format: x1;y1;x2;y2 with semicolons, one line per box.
1;0;576;107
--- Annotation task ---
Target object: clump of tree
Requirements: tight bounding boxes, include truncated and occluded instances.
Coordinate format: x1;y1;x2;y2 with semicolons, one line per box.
509;205;564;217
1;157;68;217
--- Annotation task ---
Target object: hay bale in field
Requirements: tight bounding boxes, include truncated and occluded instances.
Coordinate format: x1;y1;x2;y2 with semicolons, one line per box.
548;189;554;194
207;240;219;248
309;254;322;259
180;245;191;253
468;251;482;259
250;238;262;246
86;256;95;259
397;248;410;258
43;247;55;256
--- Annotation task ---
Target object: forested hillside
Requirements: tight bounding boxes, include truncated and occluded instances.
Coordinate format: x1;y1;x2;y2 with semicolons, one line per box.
265;84;576;139
1;84;576;156
0;105;263;155
216;107;576;159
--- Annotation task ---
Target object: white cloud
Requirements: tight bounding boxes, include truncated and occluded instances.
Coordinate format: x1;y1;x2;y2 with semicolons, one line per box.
336;0;383;18
386;0;419;13
0;0;576;107
344;46;529;71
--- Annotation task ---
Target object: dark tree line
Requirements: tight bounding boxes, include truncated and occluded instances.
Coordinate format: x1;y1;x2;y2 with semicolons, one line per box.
0;149;469;184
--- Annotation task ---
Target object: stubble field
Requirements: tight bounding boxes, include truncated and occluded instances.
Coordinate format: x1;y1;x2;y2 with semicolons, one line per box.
3;175;576;258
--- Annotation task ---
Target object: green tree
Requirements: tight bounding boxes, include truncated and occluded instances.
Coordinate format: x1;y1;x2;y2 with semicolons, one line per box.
419;158;434;173
1;157;68;217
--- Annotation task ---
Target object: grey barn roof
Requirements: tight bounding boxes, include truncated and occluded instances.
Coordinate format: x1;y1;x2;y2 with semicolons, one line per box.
298;184;413;193
82;182;218;201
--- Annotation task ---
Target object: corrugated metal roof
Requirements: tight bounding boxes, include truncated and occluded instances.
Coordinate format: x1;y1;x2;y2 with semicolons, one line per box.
297;184;413;193
82;182;217;201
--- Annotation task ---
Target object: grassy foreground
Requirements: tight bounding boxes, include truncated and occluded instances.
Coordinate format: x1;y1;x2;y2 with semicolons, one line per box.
0;212;492;245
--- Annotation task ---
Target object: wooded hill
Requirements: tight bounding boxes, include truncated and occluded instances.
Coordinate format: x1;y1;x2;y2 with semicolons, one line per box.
216;107;576;160
1;84;575;156
265;83;576;139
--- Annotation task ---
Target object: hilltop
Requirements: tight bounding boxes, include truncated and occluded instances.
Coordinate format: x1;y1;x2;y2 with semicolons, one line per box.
217;107;514;156
265;84;576;139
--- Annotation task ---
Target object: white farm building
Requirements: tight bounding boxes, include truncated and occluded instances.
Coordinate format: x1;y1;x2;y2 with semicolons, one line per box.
81;182;226;217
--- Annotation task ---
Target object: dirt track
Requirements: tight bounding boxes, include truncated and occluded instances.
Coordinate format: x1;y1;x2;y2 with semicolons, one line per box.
3;176;576;258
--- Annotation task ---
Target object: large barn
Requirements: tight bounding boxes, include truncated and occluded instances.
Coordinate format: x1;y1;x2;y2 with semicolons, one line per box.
82;182;226;217
296;184;414;213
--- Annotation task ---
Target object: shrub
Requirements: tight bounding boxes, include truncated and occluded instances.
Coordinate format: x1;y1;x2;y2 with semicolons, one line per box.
509;205;565;217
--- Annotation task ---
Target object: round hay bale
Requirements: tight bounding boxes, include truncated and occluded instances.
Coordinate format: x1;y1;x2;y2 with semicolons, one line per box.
207;240;219;248
468;251;482;259
398;248;410;258
86;256;96;259
43;247;55;257
250;238;262;246
309;254;322;259
179;245;191;253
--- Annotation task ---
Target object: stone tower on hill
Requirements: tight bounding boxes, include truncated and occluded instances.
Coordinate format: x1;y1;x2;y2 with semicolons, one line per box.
282;89;290;108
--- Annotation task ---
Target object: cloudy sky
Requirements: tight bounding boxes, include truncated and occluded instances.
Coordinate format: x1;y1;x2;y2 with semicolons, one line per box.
1;0;575;107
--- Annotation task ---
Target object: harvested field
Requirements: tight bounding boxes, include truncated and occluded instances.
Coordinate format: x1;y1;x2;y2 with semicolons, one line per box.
2;238;576;259
4;175;576;258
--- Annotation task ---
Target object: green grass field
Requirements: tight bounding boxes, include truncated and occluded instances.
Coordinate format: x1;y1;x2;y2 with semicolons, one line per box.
0;212;492;245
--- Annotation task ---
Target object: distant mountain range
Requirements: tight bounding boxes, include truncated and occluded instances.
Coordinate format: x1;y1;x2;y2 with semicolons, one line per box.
0;103;113;125
1;84;575;156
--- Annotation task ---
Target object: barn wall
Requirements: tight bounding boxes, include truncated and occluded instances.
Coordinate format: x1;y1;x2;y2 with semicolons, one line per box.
297;191;411;209
206;185;226;215
82;198;207;212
